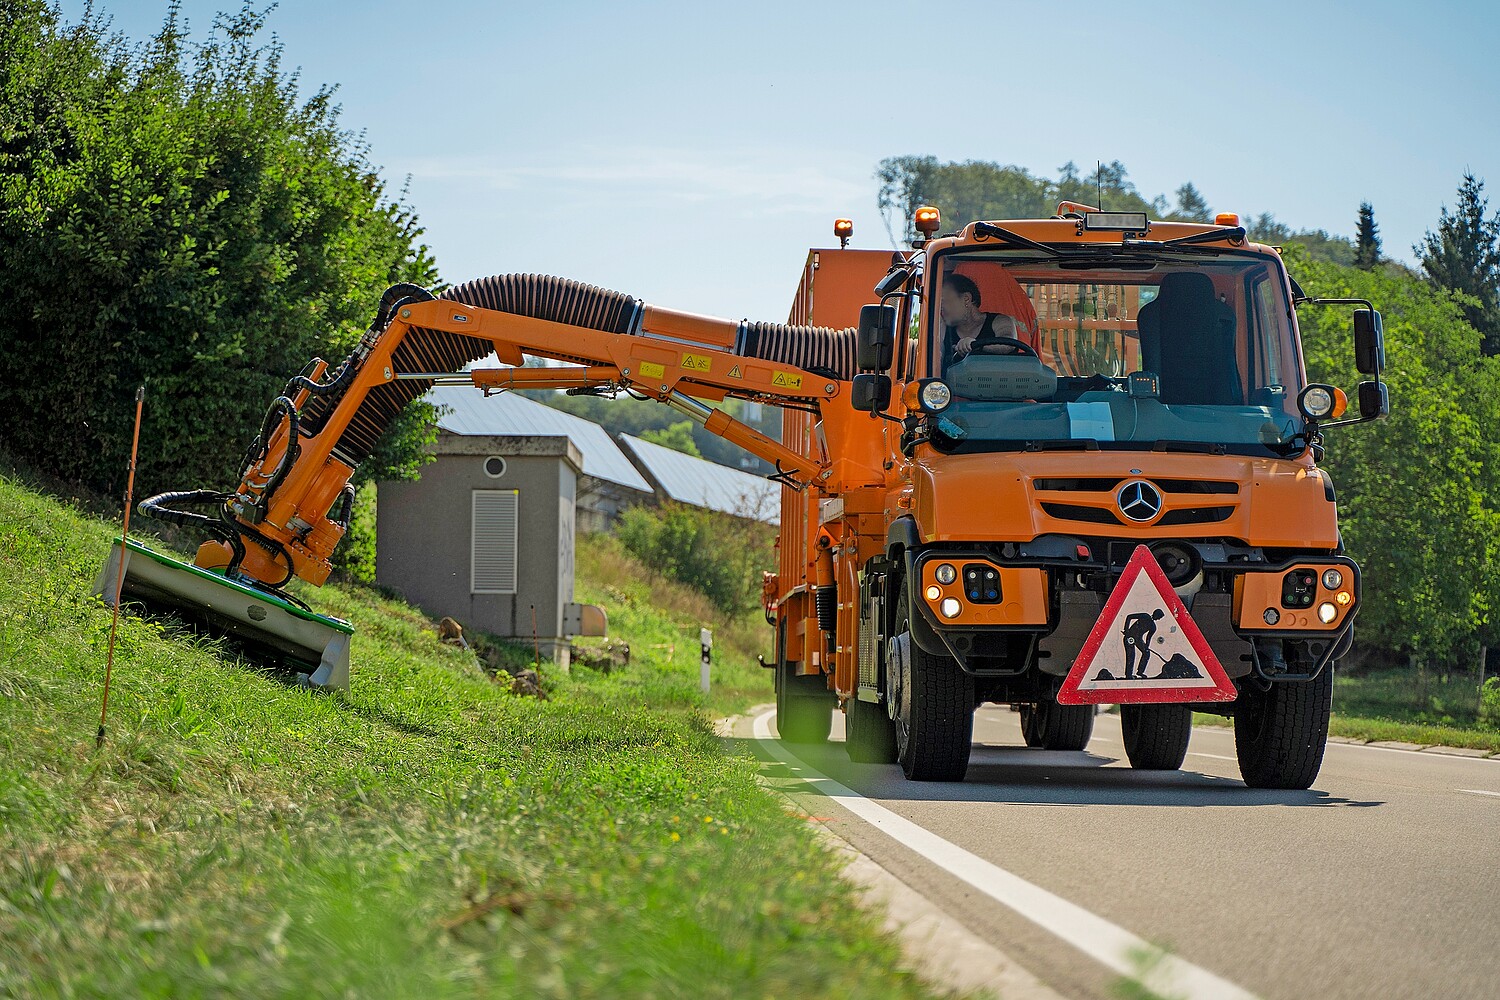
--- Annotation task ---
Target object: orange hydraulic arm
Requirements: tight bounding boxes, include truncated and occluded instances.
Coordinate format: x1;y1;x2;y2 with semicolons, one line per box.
178;280;849;593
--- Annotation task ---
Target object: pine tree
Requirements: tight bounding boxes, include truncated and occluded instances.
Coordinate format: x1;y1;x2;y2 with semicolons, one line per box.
1417;172;1500;354
1355;202;1382;269
1172;182;1212;223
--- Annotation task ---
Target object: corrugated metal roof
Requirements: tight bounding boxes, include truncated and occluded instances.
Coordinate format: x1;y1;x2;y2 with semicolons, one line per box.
618;434;780;524
427;385;652;493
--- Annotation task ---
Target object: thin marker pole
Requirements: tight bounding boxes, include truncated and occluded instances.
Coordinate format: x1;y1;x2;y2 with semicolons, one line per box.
98;386;145;748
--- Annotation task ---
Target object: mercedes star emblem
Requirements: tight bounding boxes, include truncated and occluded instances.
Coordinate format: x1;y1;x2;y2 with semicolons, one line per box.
1117;480;1163;522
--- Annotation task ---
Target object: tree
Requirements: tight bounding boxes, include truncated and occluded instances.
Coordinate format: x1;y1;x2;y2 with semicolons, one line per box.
1171;182;1212;223
875;156;1178;246
639;420;702;457
1416;172;1500;355
0;2;440;499
1354;202;1382;269
1291;245;1500;670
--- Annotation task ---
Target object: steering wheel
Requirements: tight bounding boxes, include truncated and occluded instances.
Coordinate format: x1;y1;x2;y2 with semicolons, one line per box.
970;336;1037;357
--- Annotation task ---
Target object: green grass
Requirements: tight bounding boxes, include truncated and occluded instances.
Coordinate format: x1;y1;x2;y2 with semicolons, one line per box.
571;533;776;717
1194;669;1500;753
0;471;954;999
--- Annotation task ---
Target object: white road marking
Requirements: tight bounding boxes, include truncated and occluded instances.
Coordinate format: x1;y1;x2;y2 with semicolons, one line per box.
1322;741;1497;761
753;710;1258;1000
1188;752;1238;761
1458;788;1500;798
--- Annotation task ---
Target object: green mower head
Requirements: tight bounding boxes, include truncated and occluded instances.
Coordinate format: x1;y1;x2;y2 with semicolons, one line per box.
95;538;352;690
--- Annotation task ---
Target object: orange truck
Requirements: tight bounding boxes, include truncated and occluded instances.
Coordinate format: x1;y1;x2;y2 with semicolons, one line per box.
102;205;1387;791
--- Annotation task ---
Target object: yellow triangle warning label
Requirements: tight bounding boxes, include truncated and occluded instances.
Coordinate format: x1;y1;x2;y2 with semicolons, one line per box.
727;364;743;379
1058;545;1236;705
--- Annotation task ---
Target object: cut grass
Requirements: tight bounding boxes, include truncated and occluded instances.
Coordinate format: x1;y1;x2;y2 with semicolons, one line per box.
0;472;955;999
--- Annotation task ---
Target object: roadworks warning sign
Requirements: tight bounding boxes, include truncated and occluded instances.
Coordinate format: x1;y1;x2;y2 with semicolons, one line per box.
1057;545;1236;705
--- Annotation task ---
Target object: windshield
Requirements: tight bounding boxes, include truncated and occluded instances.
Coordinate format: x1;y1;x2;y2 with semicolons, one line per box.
925;250;1306;456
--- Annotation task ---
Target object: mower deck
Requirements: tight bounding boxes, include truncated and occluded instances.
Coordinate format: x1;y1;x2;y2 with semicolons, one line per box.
94;538;352;690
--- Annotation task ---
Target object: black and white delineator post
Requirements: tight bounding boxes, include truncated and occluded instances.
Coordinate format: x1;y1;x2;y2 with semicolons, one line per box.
700;628;713;694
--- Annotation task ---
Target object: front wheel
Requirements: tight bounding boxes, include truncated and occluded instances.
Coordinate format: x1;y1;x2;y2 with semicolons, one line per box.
890;582;974;781
1121;704;1191;770
1234;666;1333;789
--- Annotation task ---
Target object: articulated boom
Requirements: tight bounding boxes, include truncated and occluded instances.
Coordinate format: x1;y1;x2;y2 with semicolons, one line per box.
186;279;863;594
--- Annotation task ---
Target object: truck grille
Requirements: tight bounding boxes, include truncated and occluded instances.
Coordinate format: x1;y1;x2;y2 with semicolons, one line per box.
1035;477;1240;528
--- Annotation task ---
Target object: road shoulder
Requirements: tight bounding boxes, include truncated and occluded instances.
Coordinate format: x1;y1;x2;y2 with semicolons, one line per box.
719;707;1066;1000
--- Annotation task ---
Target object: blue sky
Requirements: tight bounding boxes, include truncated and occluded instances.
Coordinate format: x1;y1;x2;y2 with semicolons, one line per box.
60;1;1500;321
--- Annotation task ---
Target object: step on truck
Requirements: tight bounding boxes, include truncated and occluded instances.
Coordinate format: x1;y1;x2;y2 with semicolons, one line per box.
100;204;1386;791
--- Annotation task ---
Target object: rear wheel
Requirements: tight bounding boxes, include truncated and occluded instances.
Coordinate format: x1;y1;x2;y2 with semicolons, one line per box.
845;695;897;763
1121;704;1192;770
1234;666;1333;789
890;582;974;781
774;621;832;744
1020;700;1095;751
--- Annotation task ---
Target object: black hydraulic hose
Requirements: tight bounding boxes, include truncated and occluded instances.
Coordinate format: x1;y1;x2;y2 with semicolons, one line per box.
253;396;299;507
331;484;356;530
138;489;233;529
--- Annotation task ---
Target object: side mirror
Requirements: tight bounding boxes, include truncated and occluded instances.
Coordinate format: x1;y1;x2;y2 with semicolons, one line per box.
1354;309;1385;375
874;267;910;297
850;373;892;412
1357;380;1389;421
856;304;896;371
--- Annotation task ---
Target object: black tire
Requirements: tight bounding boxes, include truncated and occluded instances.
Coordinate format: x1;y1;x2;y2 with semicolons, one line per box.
1020;700;1094;751
890;581;974;781
1121;704;1191;770
1234;664;1333;790
774;621;832;744
845;695;897;763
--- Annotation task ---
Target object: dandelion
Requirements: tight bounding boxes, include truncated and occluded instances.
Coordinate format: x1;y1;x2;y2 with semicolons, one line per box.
670;832;680;843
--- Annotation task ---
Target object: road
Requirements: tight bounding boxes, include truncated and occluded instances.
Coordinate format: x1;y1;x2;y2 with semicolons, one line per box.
732;706;1500;1000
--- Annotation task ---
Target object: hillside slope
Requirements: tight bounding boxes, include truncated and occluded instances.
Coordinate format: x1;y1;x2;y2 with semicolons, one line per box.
0;473;952;999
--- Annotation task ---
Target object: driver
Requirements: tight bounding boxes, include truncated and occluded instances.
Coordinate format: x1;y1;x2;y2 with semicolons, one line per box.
941;273;1035;363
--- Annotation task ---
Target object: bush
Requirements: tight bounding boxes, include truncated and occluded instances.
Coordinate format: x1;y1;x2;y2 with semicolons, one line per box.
1480;677;1500;727
616;503;775;614
0;2;439;498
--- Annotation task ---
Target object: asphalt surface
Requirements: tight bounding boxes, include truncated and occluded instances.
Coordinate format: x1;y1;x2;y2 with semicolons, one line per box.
732;706;1500;1000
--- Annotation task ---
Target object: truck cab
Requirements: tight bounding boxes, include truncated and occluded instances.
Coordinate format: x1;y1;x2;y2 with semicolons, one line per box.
772;207;1387;790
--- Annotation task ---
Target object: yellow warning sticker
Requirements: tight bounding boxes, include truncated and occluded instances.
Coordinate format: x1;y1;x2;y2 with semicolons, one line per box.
726;364;743;379
639;361;666;379
681;353;711;372
772;371;803;389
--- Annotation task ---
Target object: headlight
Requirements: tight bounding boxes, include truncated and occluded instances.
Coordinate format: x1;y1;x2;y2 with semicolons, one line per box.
1318;602;1338;624
1298;383;1347;420
1321;568;1342;590
920;380;952;413
940;598;962;618
925;584;941;601
935;563;957;585
1300;386;1334;418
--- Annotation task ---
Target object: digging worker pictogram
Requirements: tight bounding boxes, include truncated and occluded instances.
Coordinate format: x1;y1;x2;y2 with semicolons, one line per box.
1121;609;1165;680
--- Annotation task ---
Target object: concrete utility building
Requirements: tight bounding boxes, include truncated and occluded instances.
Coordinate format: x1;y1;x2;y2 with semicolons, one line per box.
376;385;778;662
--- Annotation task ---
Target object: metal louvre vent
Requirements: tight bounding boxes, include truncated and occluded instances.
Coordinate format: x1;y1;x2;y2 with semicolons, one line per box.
858;606;879;688
471;490;519;594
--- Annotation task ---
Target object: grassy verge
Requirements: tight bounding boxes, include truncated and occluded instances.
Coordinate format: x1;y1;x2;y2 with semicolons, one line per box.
1194;670;1500;753
572;533;775;717
0;472;951;999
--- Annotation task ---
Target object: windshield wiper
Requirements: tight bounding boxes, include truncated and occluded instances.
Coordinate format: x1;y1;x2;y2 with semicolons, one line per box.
1151;440;1227;455
1024;439;1101;452
973;222;1062;257
1122;227;1247;252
